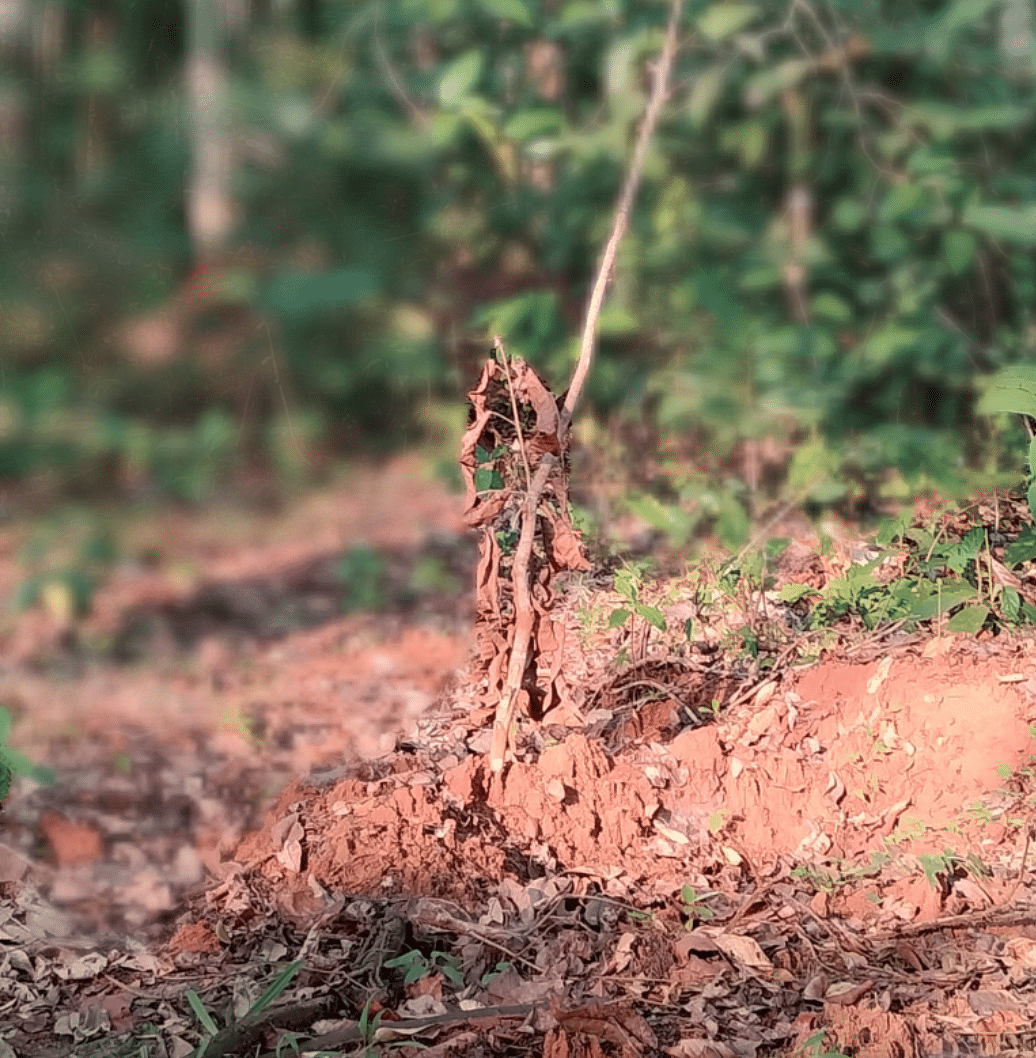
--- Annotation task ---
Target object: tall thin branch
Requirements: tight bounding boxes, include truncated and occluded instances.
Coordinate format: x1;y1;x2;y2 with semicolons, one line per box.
489;0;684;775
558;0;684;439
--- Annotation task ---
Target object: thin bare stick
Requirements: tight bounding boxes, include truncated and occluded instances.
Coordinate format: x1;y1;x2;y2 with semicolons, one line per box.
559;0;684;438
490;455;557;773
495;335;532;491
373;0;430;131
489;0;683;774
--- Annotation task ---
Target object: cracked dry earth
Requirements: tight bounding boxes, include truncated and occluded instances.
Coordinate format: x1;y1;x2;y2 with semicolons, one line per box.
4;460;1036;1057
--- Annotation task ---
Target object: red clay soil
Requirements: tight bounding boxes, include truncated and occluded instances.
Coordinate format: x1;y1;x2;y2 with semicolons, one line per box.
237;642;1036;925
6;460;1036;1058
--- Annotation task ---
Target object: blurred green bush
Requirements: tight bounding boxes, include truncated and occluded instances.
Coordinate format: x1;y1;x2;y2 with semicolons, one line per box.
2;0;1035;509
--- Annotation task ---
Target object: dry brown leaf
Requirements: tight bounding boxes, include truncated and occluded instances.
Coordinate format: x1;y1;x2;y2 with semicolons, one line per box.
666;1041;738;1058
711;933;772;971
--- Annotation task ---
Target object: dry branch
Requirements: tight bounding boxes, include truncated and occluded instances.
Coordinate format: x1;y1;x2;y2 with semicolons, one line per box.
560;0;685;436
461;0;685;775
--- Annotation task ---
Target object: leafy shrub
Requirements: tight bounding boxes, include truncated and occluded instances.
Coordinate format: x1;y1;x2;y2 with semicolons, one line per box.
4;0;1036;503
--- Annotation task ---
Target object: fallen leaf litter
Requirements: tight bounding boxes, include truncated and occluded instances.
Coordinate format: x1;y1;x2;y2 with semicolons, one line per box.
5;466;1036;1056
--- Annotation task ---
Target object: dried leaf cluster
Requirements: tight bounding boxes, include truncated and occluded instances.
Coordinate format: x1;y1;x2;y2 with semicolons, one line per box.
460;352;590;768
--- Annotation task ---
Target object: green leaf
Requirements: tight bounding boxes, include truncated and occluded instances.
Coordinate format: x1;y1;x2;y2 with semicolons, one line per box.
1028;479;1036;522
832;198;867;232
0;707;10;744
924;0;1002;60
478;0;532;25
613;568;637;602
879;184;924;222
504;108;562;140
716;494;749;550
811;292;852;322
248;961;303;1018
905;528;935;550
605;35;638;99
187;990;219;1036
809;479;849;505
458;100;503;153
607;607;632;629
906;101;1030;137
779;583;818;604
474;467;504;491
633;604;667;631
626;494;695;547
557;0;609;28
1028;434;1036;480
435;954;465;987
438;50;483;106
944;604;989;633
870;225;909;262
1001;586;1021;623
688;64;727;128
975;365;1036;418
909;581;978;619
963;202;1036;246
430;110;462;145
727;119;767;166
1005;526;1036;567
262;268;376;319
0;746;43;779
384;951;429;985
697;3;758;42
744;58;812;106
861;325;920;368
788;437;839;491
597;303;638;335
942;230;976;274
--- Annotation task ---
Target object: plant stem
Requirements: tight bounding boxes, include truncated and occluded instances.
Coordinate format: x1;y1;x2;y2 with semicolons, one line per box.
558;0;684;438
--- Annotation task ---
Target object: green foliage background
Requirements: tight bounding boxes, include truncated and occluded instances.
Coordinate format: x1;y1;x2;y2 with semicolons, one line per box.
3;0;1036;509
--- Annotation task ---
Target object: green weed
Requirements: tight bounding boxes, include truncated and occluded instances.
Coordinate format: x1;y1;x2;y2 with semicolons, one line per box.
679;884;719;928
608;563;668;635
780;511;1036;638
0;706;54;802
336;545;388;612
188;960;302;1058
382;949;465;988
795;1030;852;1058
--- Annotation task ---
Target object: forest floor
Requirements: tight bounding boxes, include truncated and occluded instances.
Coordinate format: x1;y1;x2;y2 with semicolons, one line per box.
3;454;1036;1058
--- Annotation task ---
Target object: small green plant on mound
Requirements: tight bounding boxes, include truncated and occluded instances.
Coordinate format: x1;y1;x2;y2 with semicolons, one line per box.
780;510;1036;637
608;563;670;635
795;1031;851;1058
678;883;719;928
790;851;892;894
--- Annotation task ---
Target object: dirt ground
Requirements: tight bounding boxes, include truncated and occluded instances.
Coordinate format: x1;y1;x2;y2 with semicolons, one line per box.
4;457;1036;1058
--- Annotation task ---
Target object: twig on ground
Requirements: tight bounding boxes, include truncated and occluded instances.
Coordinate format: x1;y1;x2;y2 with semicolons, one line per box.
268;1002;541;1056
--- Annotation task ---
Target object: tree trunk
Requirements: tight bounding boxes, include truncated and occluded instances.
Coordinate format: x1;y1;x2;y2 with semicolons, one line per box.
186;0;238;258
